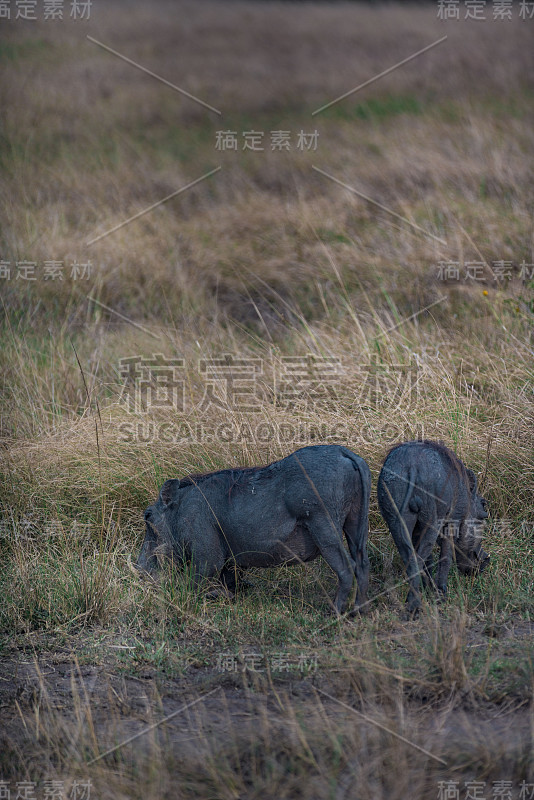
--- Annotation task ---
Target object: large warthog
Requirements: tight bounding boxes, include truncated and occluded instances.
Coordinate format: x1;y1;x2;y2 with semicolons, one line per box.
138;445;371;615
377;440;489;616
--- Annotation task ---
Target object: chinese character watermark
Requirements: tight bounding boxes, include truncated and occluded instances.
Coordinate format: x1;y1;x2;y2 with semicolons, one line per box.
0;260;93;281
1;0;92;20
118;353;420;416
0;780;92;800
215;651;318;674
215;130;319;152
436;259;534;283
437;1;534;20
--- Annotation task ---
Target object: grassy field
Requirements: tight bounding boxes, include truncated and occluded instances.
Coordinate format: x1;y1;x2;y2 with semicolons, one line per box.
0;1;533;797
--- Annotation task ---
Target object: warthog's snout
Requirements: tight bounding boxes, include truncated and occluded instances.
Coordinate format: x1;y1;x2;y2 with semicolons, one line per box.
473;544;490;573
457;542;490;576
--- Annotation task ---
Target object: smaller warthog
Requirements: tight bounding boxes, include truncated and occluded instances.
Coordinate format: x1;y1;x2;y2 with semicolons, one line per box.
377;440;489;616
138;445;371;615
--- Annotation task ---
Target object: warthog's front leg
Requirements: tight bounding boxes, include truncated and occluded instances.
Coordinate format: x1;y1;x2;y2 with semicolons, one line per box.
435;529;454;601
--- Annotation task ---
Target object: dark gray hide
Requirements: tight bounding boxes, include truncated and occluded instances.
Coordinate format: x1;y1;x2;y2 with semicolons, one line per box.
138;445;371;615
377;440;489;615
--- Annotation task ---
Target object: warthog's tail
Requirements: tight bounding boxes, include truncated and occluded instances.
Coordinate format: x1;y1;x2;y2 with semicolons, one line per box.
400;465;418;516
378;461;418;524
340;448;371;541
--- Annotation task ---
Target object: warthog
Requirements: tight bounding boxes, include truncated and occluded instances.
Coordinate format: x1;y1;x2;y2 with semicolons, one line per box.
138;445;371;615
377;440;489;616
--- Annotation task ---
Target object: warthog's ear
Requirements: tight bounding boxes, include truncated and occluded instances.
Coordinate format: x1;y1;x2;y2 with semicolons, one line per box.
466;468;478;495
159;479;182;506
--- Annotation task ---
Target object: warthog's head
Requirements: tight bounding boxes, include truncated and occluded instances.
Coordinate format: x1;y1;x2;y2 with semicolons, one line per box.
455;469;490;576
138;479;186;571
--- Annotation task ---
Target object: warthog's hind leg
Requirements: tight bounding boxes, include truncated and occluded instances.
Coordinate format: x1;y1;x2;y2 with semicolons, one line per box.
306;514;355;615
343;507;370;615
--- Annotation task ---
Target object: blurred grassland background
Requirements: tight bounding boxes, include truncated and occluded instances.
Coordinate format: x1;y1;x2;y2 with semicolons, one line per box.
0;1;533;796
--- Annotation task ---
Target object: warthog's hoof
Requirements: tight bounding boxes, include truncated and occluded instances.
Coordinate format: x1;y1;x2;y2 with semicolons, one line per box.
206;586;235;601
132;561;160;583
325;604;345;618
401;604;421;621
348;601;370;617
